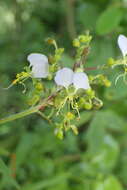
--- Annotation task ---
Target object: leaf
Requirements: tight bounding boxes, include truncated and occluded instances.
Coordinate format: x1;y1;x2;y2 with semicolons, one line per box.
93;181;104;190
86;110;126;151
22;173;69;190
93;176;123;190
105;76;127;100
85;111;120;172
100;110;126;131
75;111;93;127
15;133;36;168
77;3;99;30
86;111;106;151
96;6;123;35
91;135;119;172
0;159;20;189
104;176;123;190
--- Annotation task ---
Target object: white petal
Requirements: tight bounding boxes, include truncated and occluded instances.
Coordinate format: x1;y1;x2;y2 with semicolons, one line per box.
118;35;127;57
27;53;48;66
73;72;90;90
54;68;74;88
32;63;49;78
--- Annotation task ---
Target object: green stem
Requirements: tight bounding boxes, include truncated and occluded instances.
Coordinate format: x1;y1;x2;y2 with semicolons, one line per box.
0;105;39;125
0;92;57;125
37;111;52;124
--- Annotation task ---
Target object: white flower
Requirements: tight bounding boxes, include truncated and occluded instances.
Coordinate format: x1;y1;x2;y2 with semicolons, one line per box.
118;34;127;57
54;67;90;90
54;68;73;88
27;53;49;78
73;72;90;90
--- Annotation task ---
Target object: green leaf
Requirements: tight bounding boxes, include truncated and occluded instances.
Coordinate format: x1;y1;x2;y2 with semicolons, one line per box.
91;135;119;172
15;133;37;168
100;110;126;131
77;3;99;30
0;159;20;189
22;173;69;190
75;111;92;127
86;111;106;151
105;77;127;100
104;176;123;190
93;176;123;190
96;6;123;35
93;181;104;190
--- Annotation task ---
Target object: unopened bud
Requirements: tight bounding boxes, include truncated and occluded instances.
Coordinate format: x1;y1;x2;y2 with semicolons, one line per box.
73;39;80;47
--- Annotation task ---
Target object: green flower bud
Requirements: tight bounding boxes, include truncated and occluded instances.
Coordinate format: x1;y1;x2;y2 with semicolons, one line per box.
48;55;54;64
55;128;63;140
78;97;85;108
86;89;95;98
79;35;92;43
89;75;94;82
73;39;80;47
56;48;64;54
125;67;127;72
66;112;75;120
107;58;115;66
46;38;55;45
35;82;44;91
84;102;92;110
47;74;53;80
70;125;78;135
104;79;111;87
54;54;61;61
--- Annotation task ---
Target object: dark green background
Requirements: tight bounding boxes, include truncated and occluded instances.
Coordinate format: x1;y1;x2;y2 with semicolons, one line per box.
0;0;127;189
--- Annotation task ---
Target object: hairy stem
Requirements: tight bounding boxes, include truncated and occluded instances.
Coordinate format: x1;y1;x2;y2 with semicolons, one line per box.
0;105;40;125
0;93;56;125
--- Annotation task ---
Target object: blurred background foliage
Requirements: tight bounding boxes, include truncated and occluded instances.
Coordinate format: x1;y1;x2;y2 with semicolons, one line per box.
0;0;127;189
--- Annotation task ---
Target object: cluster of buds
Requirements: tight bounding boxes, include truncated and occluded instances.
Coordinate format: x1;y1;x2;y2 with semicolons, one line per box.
73;33;92;63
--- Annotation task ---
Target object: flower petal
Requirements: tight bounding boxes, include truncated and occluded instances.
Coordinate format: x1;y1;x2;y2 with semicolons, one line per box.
32;63;49;78
27;53;48;66
54;68;74;88
73;72;90;90
118;35;127;57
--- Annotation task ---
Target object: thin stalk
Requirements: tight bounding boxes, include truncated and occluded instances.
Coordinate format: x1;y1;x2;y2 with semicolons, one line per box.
37;111;52;124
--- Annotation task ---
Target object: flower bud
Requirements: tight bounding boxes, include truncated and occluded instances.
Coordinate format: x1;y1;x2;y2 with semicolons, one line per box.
78;97;85;108
56;48;64;54
73;39;80;47
79;35;92;43
84;102;92;110
46;38;55;45
70;125;78;135
104;79;111;87
66;112;75;120
35;82;44;91
86;89;95;98
107;58;115;66
54;128;63;140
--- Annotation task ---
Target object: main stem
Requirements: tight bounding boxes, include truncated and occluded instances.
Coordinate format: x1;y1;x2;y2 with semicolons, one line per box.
0;96;54;125
0;105;40;125
0;92;56;125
